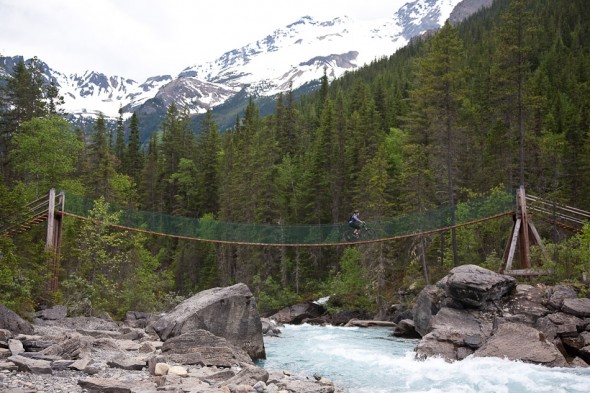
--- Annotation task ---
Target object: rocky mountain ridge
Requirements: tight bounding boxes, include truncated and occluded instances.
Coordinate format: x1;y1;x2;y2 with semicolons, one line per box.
0;0;493;123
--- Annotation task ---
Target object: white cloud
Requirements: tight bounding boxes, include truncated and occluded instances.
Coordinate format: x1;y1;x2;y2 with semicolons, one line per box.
0;0;407;81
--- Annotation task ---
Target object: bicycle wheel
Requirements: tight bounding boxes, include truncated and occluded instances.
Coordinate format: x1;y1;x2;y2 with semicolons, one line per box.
343;231;355;242
362;228;376;240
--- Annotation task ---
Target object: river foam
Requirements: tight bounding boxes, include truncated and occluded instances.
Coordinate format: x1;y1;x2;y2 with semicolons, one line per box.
257;323;590;393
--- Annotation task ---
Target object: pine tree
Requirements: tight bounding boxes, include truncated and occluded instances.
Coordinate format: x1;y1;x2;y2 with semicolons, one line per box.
114;107;126;169
126;112;144;183
46;79;65;116
87;113;117;200
195;110;221;216
0;58;47;178
140;134;160;211
408;21;467;267
490;0;534;188
158;104;196;213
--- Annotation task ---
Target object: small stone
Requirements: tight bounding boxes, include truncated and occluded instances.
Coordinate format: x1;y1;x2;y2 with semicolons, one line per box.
154;362;169;376
253;380;266;392
168;365;187;377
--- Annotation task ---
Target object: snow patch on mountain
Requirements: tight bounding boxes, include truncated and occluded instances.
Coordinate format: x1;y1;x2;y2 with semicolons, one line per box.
1;0;466;119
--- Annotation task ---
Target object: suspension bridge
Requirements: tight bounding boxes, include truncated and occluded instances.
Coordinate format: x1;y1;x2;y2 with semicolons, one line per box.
1;187;588;290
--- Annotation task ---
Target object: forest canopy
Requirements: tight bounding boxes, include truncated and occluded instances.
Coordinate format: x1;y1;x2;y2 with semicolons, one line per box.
1;0;589;318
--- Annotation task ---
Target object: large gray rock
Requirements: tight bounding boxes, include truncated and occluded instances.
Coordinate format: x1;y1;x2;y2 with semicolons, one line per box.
36;305;67;320
0;303;34;335
41;334;93;359
474;322;568;367
438;264;517;308
78;377;154;392
150;283;265;360
548;285;579;310
561;298;590;318
414;307;487;361
412;285;445;337
220;364;269;387
502;285;551;324
270;301;326;324
161;329;252;367
7;354;52;374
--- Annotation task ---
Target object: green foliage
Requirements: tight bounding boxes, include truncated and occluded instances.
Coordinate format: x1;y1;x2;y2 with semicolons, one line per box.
323;248;372;311
2;0;590;318
0;237;34;313
62;197;171;318
535;223;590;284
253;274;302;315
10;116;82;194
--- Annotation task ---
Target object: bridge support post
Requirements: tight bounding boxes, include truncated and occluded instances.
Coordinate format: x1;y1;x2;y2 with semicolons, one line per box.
45;189;64;294
501;186;549;276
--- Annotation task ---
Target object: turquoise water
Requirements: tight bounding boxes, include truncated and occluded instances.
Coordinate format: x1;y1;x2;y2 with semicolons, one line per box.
257;323;590;393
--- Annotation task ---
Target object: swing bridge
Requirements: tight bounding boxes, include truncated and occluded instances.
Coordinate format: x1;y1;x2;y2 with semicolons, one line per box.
1;187;588;291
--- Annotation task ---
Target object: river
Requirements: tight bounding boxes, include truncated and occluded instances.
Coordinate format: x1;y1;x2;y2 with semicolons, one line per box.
257;323;590;393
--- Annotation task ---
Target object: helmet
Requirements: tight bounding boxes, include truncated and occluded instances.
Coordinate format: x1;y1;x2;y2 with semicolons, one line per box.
354;209;360;213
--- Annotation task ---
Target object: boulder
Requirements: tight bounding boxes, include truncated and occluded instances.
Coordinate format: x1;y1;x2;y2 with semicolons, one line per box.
270;301;326;324
412;285;445;337
0;328;11;341
0;303;34;335
548;285;579;310
439;264;517;308
35;305;67;320
414;307;485;361
151;283;265;360
474;322;568;367
41;334;93;359
261;318;281;336
107;357;146;371
161;329;253;367
392;319;420;339
124;310;160;329
8;338;24;355
78;377;153;393
220;364;269;387
502;285;551;323
7;354;52;374
561;298;590;318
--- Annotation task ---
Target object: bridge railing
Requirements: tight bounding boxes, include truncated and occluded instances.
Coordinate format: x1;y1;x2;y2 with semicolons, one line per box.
0;190;64;237
526;194;590;232
61;190;515;245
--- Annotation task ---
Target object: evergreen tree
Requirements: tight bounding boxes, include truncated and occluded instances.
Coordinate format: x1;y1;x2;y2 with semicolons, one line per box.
0;58;47;178
114;107;125;169
158;104;196;213
87;113;117;200
490;0;535;188
140;134;160;211
408;21;467;267
46;79;65;116
195;110;221;216
126;112;144;183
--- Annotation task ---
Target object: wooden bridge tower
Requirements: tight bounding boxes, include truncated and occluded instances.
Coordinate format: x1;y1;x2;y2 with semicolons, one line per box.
500;186;550;276
46;188;65;293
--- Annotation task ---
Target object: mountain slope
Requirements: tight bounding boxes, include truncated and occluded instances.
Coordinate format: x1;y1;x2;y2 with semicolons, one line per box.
1;0;492;135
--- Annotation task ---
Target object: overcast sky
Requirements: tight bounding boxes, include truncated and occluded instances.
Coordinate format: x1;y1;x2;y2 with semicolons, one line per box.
0;0;408;81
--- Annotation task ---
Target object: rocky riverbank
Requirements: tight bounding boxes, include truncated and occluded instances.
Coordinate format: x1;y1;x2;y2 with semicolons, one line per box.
397;265;590;367
267;265;590;369
0;283;341;393
3;265;589;392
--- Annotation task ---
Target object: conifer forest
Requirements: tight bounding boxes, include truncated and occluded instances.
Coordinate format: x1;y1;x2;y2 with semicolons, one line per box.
1;0;590;318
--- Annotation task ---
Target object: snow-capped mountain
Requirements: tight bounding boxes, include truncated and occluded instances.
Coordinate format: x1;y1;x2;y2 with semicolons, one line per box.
1;0;490;121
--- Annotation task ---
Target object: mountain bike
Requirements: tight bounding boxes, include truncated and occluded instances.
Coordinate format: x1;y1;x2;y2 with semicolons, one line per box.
343;222;376;242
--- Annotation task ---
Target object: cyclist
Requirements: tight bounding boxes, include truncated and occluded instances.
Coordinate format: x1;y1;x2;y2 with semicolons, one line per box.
348;209;365;238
